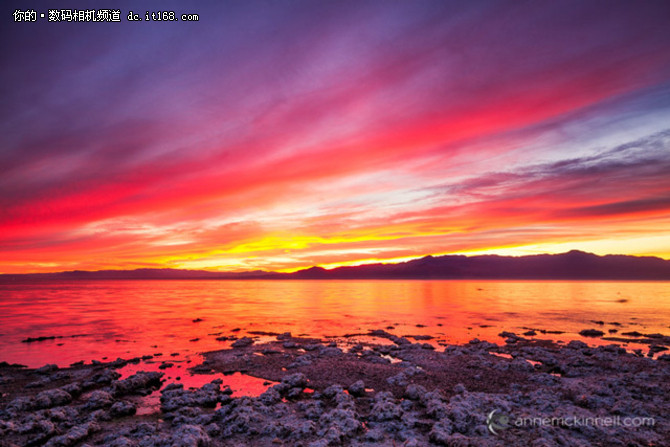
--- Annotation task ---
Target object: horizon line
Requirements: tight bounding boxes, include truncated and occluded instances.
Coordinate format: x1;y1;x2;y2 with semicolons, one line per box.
2;249;669;276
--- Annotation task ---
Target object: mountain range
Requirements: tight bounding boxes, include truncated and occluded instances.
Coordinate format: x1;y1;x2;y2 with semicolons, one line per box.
2;251;670;281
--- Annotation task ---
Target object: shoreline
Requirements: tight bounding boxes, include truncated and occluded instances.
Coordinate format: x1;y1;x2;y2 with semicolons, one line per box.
1;331;669;446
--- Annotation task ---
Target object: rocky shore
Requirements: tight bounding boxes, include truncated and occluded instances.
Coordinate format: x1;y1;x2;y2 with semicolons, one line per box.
1;330;668;447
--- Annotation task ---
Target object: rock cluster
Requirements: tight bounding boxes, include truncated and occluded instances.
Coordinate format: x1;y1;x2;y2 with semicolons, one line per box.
1;332;669;446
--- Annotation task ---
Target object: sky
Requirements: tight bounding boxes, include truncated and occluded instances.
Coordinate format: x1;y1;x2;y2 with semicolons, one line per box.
1;0;670;274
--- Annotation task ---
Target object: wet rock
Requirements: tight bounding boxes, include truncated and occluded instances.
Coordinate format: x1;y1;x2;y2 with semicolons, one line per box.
34;388;73;409
218;399;266;436
386;371;408;387
60;382;82;397
106;436;135;446
287;387;305;399
319;346;343;357
35;364;59;374
647;345;668;357
347;380;365;397
405;383;428;401
318;408;362;442
499;331;520;340
25;378;49;389
282;373;308;389
109;400;136;418
84;390;114;409
646;333;664;339
260;387;281;405
111;371;163;396
171;424;211;447
287;355;313;369
392;336;412;346
45;421;98;447
161;381;223;412
298;400;324;420
277;332;292;340
83;368;121;388
370;392;402;421
429;419;454;444
109;358;129;368
567;340;589;349
322;384;344;399
364;428;385;441
231;337;254;348
422;390;448;419
158;362;174;369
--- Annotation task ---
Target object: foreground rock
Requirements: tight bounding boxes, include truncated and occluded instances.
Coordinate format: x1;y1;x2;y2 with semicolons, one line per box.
1;332;669;446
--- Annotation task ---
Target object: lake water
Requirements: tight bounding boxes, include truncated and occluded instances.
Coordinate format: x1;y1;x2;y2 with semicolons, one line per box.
1;280;669;368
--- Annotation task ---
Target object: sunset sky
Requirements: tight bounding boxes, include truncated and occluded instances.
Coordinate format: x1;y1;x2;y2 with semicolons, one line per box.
2;0;670;273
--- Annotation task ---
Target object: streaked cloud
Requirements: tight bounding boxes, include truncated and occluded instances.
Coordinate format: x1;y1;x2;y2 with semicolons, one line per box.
1;0;670;273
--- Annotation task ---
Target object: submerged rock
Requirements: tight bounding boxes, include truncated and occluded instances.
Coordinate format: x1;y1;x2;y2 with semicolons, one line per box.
579;329;605;337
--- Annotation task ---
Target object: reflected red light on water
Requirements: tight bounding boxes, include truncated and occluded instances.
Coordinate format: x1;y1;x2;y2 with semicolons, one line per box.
0;280;668;368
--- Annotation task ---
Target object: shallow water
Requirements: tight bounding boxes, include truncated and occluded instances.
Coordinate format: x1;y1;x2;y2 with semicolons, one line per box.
0;279;668;368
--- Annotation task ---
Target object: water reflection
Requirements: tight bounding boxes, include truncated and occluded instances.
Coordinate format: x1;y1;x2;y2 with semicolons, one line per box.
0;280;668;367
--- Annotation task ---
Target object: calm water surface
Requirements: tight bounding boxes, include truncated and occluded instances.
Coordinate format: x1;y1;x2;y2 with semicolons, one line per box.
1;280;668;368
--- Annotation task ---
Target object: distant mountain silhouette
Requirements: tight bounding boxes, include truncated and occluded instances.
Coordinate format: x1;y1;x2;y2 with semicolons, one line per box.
2;251;669;281
285;250;670;279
